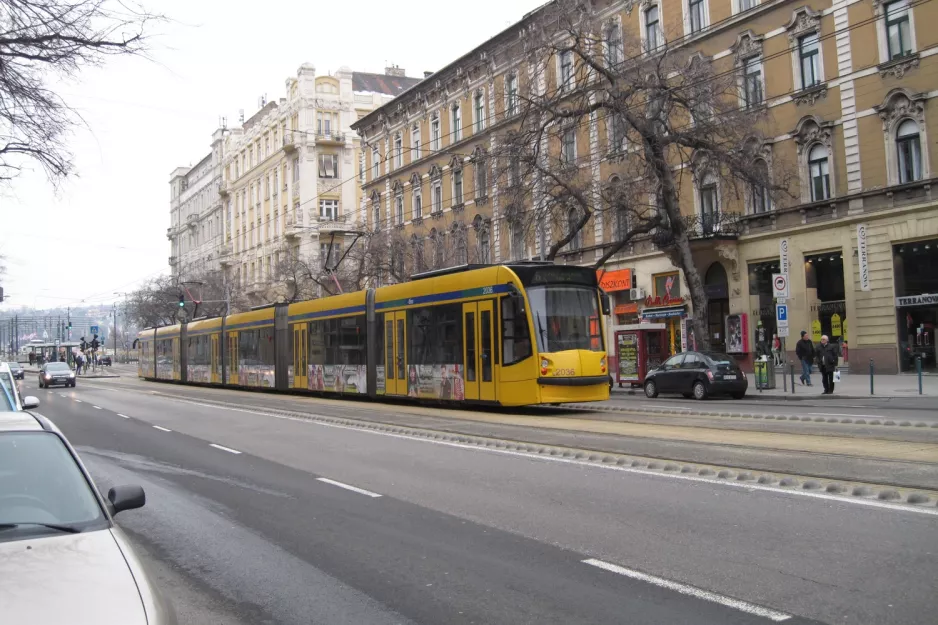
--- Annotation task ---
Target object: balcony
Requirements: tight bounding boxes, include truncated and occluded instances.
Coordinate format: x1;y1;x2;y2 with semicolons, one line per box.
169;255;177;266
218;180;230;197
186;213;199;229
651;212;742;249
284;213;303;239
317;213;348;232
315;131;345;145
282;130;301;153
166;227;173;240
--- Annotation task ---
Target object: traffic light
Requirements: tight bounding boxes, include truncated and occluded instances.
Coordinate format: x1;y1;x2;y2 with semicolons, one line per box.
178;293;185;308
68;321;72;329
80;337;87;351
91;334;99;350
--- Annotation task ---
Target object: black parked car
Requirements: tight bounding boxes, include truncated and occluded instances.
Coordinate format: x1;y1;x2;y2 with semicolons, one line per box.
643;351;747;400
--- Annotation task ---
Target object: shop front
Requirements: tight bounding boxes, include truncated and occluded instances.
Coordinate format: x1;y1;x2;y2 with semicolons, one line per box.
804;251;848;366
598;268;639;325
893;240;938;372
747;260;780;359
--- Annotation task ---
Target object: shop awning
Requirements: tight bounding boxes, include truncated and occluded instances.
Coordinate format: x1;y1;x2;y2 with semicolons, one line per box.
640;306;685;319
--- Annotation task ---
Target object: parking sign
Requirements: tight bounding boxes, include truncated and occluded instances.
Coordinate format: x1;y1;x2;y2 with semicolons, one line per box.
776;303;789;327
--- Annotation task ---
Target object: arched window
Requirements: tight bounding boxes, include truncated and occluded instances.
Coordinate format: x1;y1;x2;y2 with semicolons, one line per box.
508;215;524;260
473;148;488;198
698;172;719;232
371;192;381;231
411;235;425;272
453;224;468;265
896;119;922;183
608;176;629;239
473;215;491;264
808;144;830;201
394;190;404;225
411;173;423;219
748;159;770;214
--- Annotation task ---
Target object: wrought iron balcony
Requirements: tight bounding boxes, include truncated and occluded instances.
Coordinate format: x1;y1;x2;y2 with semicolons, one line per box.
282;130;300;153
315;131;345;144
652;212;742;248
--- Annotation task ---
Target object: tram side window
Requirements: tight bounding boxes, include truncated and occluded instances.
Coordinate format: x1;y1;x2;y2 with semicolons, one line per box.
501;295;532;365
309;321;325;365
259;327;275;365
408;304;463;365
310;316;366;365
238;330;258;365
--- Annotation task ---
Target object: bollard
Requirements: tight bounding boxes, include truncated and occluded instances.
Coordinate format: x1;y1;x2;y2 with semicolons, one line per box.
790;364;796;394
783;362;788;392
917;356;923;395
869;358;874;396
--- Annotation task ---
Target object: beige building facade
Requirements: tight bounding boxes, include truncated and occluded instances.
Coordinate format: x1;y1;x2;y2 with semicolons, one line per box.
354;0;938;374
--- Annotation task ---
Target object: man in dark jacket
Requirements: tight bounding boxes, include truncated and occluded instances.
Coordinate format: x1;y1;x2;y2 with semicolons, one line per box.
795;330;815;386
816;334;839;394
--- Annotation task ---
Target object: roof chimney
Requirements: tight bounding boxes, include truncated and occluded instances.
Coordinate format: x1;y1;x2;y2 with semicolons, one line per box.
423;71;434;79
385;64;405;77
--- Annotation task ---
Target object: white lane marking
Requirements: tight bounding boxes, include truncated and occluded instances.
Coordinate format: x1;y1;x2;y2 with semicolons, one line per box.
209;443;241;455
583;558;791;622
74;400;82;403
316;477;382;498
121;395;938;517
152;425;172;432
808;413;887;418
116;413;130;419
93;405;102;410
59;394;67;398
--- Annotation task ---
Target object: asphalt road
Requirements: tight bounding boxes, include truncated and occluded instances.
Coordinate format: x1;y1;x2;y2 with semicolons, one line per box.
22;377;938;625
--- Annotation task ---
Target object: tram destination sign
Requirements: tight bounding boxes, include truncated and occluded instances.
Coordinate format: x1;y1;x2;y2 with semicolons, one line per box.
896;293;938;307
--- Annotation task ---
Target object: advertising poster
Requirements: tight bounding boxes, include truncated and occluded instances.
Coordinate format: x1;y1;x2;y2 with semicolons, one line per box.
239;363;275;388
725;314;748;354
307;364;368;394
617;332;638;381
376;365;386;395
188;365;210;384
407;364;465;399
287;364;294;389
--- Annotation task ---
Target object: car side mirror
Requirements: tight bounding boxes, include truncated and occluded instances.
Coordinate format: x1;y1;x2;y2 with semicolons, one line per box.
107;485;146;515
22;396;40;409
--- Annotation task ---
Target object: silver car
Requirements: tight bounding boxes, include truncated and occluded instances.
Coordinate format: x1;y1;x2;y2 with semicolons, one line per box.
0;363;175;624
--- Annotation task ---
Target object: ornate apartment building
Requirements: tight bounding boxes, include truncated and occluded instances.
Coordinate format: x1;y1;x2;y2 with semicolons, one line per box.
169;63;420;303
353;0;938;374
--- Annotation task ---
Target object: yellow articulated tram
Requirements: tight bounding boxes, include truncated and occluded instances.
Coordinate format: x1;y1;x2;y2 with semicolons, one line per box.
137;263;611;407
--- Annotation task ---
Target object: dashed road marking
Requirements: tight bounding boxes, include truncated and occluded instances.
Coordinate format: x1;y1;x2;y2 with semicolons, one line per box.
116;413;130;419
583;558;791;622
209;443;241;455
74;400;82;403
152;425;172;432
316;477;382;498
93;406;102;410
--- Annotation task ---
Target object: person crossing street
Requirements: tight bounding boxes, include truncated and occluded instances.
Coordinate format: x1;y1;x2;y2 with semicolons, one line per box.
795;330;815;386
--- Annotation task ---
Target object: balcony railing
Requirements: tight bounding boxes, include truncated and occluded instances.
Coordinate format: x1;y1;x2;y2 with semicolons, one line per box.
651;212;742;248
282;130;300;152
315;131;345;144
218;180;229;196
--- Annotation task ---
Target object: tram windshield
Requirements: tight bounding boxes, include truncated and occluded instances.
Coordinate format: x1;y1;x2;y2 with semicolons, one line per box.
528;286;603;353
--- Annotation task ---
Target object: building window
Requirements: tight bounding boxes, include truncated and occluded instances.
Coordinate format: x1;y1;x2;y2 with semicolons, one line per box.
320;199;338;220
372;148;380;180
566;207;582;251
318;153;338;179
699;176;719;232
896;119;922;183
749;160;770;214
393;134;403;169
412;236;425;272
561;127;576;165
412;124;421;160
688;0;706;34
451;104;462;142
738;0;756;11
645;6;661;51
372;195;381;231
559;49;574;91
605;22;623;68
474;153;488;198
608;114;627;153
395;192;404;224
509;217;524;260
509;149;521;186
808;144;830;201
292;157;300;182
413;186;423;219
798;33;820;89
453;169;464;205
431;113;441;150
506;74;518;116
474;92;485;133
742;57;763;108
886;0;913;60
453;225;468;265
432;180;443;213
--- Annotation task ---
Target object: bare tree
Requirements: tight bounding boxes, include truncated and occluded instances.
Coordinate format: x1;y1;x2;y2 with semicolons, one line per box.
124;269;246;328
0;0;163;184
492;0;793;348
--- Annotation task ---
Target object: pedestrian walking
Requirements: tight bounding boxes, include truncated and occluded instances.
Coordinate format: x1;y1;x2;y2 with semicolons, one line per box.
795;330;815;386
816;335;839;395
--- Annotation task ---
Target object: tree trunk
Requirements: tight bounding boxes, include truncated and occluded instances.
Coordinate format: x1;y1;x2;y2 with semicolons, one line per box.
662;231;710;352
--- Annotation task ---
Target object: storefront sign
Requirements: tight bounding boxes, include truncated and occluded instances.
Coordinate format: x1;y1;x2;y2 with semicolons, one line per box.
597;268;633;292
680;316;689;352
896;294;938;307
780;238;790;276
644;294;686;307
811;319;822;342
641;306;686;319
857;224;871;292
831;313;842;337
614;303;638;315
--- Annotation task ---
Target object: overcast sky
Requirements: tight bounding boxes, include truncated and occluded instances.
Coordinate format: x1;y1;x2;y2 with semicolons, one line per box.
0;0;540;311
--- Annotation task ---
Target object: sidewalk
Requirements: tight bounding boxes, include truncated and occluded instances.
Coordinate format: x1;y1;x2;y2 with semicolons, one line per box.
613;371;938;399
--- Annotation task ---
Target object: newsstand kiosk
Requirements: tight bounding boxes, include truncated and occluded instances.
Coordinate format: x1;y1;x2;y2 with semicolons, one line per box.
611;324;669;388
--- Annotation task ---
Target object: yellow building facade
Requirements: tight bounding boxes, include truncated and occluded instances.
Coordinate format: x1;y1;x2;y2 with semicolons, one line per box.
354;0;938;373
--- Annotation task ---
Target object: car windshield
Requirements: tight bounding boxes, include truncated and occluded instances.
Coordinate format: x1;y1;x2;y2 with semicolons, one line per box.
5;362;21;369
0;373;16;411
45;362;70;371
528;286;604;353
0;432;106;540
